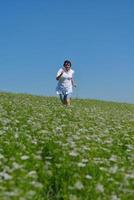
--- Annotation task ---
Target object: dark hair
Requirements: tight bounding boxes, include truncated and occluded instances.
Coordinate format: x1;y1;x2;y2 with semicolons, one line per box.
63;60;71;67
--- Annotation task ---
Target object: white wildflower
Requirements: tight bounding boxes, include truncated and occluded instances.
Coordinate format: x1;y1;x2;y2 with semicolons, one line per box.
0;153;4;159
74;180;84;190
69;151;78;157
55;127;62;133
69;194;78;200
0;172;12;180
126;144;134;150
45;156;53;160
109;155;118;162
45;161;51;170
26;190;36;197
73;135;80;140
82;158;88;163
34;155;42;160
4;189;20;197
12;162;23;170
85;174;92;180
2;118;10;125
0;131;5;136
83;146;90;151
31;139;38;145
27;171;37;178
4;191;17;197
109;165;118;174
14;132;19;139
103;129;109;134
31;181;43;188
77;162;86;168
3;126;9;131
125;173;134;179
21;155;29;160
100;167;108;172
96;183;104;193
111;194;120;200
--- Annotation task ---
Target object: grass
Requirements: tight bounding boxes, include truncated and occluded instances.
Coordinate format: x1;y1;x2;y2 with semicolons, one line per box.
0;92;134;200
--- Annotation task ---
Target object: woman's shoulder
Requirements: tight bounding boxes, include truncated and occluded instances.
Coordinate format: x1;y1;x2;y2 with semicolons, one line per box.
70;69;75;74
57;67;63;72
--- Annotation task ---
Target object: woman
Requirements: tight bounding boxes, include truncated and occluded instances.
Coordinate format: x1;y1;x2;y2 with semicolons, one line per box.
56;60;76;106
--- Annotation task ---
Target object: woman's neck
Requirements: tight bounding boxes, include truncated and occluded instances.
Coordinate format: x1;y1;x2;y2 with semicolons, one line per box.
63;67;70;72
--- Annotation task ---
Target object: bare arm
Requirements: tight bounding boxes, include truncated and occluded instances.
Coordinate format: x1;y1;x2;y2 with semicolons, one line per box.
56;70;64;80
71;78;76;87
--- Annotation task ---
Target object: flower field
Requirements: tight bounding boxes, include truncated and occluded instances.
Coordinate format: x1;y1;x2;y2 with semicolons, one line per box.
0;92;134;200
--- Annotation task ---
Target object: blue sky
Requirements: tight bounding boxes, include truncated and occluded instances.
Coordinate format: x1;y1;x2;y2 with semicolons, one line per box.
0;0;134;103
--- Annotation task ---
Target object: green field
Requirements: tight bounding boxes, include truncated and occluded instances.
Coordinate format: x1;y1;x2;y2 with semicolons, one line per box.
0;92;134;200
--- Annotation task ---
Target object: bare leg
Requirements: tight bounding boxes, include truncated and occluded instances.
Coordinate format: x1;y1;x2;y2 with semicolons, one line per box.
59;94;64;104
66;98;71;106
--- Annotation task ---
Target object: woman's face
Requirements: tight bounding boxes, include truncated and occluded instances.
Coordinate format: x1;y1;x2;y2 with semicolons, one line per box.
64;63;71;71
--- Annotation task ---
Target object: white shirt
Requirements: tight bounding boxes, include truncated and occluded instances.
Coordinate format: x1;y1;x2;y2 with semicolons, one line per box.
56;68;74;94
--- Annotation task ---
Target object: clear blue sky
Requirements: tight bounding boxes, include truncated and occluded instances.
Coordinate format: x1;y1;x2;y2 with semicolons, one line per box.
0;0;134;103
